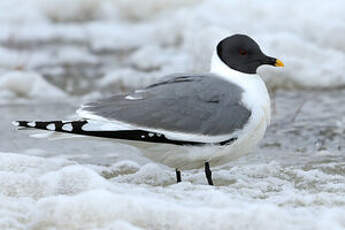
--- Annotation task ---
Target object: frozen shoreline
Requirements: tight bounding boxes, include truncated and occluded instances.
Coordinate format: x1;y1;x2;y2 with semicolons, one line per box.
1;149;345;229
1;0;345;102
2;89;345;229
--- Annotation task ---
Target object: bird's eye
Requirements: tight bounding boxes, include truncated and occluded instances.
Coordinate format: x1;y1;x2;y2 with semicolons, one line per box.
239;49;248;55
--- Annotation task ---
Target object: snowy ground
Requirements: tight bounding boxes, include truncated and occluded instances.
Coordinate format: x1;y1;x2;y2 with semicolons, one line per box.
1;0;345;229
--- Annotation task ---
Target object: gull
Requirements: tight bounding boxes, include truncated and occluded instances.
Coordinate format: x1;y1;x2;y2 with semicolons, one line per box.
13;34;284;185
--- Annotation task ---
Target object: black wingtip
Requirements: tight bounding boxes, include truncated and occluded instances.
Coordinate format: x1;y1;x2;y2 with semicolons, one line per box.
12;120;88;133
12;121;34;127
12;120;238;146
12;120;63;131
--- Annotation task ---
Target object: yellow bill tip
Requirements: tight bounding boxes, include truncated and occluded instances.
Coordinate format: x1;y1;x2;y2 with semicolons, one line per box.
275;59;284;67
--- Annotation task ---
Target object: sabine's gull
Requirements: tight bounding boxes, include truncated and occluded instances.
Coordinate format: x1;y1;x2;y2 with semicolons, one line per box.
13;34;284;185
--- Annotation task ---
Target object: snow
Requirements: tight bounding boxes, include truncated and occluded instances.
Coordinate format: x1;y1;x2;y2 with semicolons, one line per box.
38;0;102;22
0;71;66;101
1;152;345;229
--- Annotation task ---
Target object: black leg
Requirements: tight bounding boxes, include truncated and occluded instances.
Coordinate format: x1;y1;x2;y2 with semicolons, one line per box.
176;169;182;183
205;162;214;186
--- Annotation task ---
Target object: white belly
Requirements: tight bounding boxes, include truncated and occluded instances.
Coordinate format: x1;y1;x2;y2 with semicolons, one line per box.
115;103;270;170
209;107;270;167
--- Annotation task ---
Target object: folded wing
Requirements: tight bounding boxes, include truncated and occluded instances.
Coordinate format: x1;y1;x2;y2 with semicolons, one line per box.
78;74;251;140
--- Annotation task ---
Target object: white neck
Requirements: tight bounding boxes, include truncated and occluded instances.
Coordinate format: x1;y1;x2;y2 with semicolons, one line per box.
210;51;258;82
209;51;271;148
209;51;270;112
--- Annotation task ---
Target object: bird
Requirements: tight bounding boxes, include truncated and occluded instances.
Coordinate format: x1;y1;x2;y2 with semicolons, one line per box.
13;34;284;186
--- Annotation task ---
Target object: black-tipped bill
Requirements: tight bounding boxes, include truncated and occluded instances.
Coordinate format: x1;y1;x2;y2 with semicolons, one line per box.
263;56;284;67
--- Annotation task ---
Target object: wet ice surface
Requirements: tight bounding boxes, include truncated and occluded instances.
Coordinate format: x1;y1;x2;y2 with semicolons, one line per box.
1;89;345;229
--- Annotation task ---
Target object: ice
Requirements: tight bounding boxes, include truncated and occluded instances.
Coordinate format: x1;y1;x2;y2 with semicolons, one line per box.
1;0;345;100
1;152;345;229
104;160;141;178
100;68;158;90
113;0;200;21
0;0;45;24
0;71;66;100
38;0;102;22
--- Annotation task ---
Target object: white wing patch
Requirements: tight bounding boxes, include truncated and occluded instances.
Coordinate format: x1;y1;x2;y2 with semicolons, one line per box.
27;122;36;127
46;123;56;131
76;108;240;144
125;95;143;100
81;119;131;131
12;121;20;126
62;123;73;131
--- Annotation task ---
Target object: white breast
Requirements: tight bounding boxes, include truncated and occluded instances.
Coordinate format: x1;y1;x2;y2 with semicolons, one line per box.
210;52;270;114
210;52;271;158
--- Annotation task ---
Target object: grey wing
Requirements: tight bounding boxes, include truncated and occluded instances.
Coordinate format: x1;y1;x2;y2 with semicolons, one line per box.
78;74;251;136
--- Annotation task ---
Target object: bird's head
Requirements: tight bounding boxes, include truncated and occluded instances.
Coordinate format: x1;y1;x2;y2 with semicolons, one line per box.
214;34;284;74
